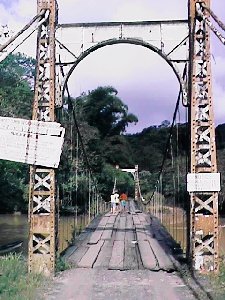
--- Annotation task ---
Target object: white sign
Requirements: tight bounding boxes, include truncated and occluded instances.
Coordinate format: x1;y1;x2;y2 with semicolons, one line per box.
121;168;136;174
0;117;65;168
187;173;221;192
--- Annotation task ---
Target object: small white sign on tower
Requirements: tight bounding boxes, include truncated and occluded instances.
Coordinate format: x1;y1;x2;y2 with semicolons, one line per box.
187;173;221;192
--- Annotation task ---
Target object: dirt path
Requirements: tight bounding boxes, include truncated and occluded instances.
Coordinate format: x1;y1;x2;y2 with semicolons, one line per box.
44;268;197;300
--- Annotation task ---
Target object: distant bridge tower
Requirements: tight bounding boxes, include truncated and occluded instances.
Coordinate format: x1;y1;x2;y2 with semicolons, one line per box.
188;0;219;272
28;0;58;276
134;165;140;201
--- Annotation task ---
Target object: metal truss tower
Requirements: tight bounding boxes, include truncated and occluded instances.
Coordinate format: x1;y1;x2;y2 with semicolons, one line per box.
189;0;219;272
134;165;139;201
28;0;57;275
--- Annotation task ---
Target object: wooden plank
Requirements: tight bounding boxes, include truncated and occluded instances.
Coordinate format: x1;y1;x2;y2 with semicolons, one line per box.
67;246;89;266
88;227;104;244
120;216;126;227
125;227;135;241
105;213;111;217
108;215;117;224
138;240;158;270
124;238;139;270
78;240;104;268
148;237;175;272
115;216;126;241
137;213;148;224
108;240;124;270
132;214;141;225
135;224;147;241
98;216;109;227
124;225;139;269
101;223;113;240
93;240;112;268
126;214;134;229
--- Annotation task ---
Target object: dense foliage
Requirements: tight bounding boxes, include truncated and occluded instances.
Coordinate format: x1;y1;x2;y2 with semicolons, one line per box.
0;53;33;212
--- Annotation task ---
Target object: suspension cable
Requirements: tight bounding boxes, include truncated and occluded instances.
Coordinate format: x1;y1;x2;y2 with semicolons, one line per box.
196;3;225;46
0;10;47;52
59;66;102;207
201;2;225;32
141;87;182;207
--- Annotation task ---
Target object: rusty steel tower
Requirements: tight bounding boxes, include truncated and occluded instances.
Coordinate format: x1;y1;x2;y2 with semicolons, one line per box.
188;0;219;272
28;0;58;275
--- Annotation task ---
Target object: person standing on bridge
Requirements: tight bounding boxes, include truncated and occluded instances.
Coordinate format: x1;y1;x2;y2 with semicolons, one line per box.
120;192;128;212
110;192;116;214
114;190;120;212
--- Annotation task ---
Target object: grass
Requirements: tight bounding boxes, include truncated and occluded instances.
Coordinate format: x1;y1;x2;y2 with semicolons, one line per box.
0;253;72;300
56;256;71;272
208;260;225;299
0;253;46;300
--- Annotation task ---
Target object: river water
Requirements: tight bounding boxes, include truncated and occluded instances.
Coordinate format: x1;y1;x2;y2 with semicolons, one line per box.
0;214;88;255
1;213;225;257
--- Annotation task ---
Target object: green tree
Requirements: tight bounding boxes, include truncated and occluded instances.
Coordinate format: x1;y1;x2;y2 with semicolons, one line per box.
81;86;138;137
0;53;34;118
96;163;134;200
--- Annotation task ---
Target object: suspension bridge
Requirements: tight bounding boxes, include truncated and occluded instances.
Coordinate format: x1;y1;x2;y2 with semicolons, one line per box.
0;1;224;295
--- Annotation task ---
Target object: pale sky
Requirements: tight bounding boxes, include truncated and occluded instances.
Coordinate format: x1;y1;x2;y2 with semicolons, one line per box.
0;0;225;133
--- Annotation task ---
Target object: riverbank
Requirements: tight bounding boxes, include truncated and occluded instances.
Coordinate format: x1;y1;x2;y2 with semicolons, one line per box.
0;253;46;300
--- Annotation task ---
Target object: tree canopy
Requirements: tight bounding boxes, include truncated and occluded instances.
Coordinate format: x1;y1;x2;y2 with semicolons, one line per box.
79;86;138;137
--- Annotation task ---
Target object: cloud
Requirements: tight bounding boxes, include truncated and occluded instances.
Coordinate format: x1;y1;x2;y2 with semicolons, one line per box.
113;0;187;21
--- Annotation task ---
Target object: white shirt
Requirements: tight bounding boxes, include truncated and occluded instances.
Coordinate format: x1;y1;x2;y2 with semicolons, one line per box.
114;193;119;203
111;194;116;203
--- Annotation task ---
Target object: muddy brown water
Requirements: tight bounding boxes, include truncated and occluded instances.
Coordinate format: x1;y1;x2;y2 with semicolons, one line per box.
0;214;88;255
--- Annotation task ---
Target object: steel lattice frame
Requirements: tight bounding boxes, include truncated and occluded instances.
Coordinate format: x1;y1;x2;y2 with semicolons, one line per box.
28;0;57;275
189;0;218;272
134;165;139;201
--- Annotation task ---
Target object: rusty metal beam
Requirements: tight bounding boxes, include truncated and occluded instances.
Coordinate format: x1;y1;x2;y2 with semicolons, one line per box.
28;0;58;276
189;0;219;272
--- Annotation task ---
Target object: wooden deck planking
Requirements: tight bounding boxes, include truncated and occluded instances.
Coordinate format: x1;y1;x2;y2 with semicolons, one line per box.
137;213;148;225
93;240;112;268
132;214;141;225
88;215;111;244
104;213;111;217
126;214;134;229
115;216;126;241
108;214;117;224
124;224;139;269
78;240;104;268
138;240;158;270
148;237;175;271
67;245;89;266
101;223;113;240
88;228;104;245
108;240;124;270
135;224;147;241
66;200;178;273
98;216;109;227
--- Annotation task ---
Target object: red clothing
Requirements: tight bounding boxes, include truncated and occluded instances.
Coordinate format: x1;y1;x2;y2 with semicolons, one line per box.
120;193;127;201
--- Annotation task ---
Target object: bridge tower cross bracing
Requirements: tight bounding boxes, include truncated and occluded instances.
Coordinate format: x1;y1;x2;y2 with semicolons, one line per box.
28;0;58;276
189;0;218;272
